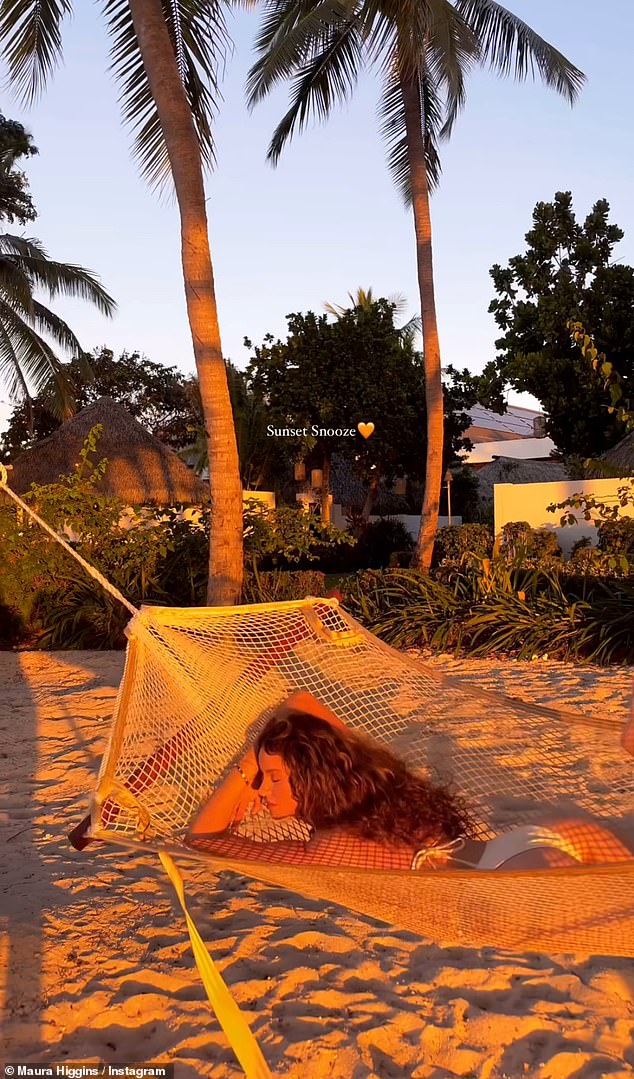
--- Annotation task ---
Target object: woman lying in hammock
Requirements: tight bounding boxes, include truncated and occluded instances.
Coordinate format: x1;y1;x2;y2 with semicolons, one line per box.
186;691;634;871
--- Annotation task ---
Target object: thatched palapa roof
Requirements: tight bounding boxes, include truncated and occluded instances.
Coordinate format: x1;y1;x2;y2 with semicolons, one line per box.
8;397;209;505
599;431;634;476
476;457;570;506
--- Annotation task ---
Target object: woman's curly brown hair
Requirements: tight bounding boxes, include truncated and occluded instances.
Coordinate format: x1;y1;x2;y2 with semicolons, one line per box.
256;710;476;848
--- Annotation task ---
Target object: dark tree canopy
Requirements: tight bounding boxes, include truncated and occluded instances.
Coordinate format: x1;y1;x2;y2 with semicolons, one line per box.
246;299;475;488
478;192;634;458
0;348;201;462
0;114;38;225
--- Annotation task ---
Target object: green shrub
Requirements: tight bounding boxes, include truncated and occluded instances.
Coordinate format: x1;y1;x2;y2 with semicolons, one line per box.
241;568;327;603
497;521;562;568
155;509;210;605
35;572;132;649
388;550;413;568
338;559;633;663
597;518;634;555
244;500;354;571
568;544;630;578
432;523;494;566
352;517;414;569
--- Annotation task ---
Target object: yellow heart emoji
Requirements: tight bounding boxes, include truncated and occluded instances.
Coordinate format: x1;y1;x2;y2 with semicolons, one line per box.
357;422;375;439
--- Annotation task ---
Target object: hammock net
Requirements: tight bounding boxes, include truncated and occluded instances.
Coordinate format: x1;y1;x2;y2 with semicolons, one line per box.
89;596;634;957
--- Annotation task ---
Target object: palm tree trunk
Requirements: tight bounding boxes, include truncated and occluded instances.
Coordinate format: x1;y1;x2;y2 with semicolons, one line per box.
128;0;243;605
400;70;444;573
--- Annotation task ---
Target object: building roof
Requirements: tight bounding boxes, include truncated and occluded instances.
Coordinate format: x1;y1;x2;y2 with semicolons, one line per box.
600;430;634;475
466;436;558;465
476;457;570;505
464;404;544;444
7;397;209;505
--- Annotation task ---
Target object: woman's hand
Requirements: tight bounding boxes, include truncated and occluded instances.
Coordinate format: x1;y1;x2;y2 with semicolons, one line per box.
239;747;260;784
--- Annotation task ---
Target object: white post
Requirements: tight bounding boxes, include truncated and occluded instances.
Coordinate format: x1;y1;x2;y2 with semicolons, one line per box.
445;470;453;527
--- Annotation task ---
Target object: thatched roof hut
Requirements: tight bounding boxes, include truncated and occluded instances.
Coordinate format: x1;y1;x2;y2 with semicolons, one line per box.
598;431;634;476
7;397;209;505
476;456;570;506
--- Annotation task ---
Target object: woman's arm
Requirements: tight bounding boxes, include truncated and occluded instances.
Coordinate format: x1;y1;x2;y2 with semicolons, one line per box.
277;690;348;732
187;691;346;840
187;749;260;838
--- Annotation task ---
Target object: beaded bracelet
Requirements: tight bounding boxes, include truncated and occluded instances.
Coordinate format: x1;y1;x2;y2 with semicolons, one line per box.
233;762;251;785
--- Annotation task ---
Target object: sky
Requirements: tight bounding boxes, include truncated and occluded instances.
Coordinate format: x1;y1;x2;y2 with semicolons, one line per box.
1;0;633;433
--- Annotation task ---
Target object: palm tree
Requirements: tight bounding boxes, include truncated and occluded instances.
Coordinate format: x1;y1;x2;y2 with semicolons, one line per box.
325;285;421;346
248;0;584;570
0;2;245;604
0;233;115;434
182;364;286;491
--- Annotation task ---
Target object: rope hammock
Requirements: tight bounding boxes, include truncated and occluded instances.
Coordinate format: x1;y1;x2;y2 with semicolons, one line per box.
3;464;634;1079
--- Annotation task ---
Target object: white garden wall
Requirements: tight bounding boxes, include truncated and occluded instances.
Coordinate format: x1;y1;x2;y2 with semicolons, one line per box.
331;503;461;536
494;477;633;558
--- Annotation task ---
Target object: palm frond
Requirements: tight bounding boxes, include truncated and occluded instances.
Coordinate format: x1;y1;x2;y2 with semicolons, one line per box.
0;295;70;406
378;59;443;201
247;0;357;107
4;253;116;315
29;299;84;355
0;251;36;314
0;309;30;401
425;0;478;139
0;232;47;258
0;0;73;105
101;0;230;190
454;0;585;103
263;14;365;163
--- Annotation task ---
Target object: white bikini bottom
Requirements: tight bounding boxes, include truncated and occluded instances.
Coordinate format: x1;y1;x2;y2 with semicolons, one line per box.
412;825;578;871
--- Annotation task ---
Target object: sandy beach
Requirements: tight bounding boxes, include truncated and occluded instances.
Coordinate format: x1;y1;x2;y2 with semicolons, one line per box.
1;648;633;1079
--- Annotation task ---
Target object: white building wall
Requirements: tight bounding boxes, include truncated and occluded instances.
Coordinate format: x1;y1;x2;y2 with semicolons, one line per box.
494;478;634;558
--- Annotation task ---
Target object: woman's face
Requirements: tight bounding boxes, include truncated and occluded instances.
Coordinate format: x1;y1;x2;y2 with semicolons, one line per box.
257;747;299;819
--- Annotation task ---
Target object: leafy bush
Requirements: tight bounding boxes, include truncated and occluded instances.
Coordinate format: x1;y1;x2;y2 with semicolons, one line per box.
338;560;633;663
241;568;327;604
432;523;493;566
155;508;210;605
243;499;354;571
0;426;173;647
351;517;414;569
598;518;634;558
35;572;133;649
497;521;562;568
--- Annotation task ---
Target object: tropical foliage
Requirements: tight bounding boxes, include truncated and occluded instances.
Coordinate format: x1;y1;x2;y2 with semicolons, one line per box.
0;347;201;461
246;297;476;522
478;194;634;458
0;115;115;428
248;0;584;568
0;1;245;602
339;563;634;664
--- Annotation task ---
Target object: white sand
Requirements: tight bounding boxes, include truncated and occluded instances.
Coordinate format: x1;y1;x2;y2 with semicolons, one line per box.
1;649;633;1079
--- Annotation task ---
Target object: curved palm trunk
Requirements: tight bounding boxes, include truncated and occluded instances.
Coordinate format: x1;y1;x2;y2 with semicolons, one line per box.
400;71;444;573
128;0;243;605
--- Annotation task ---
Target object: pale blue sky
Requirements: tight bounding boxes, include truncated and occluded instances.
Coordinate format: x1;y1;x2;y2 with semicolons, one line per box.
1;0;633;430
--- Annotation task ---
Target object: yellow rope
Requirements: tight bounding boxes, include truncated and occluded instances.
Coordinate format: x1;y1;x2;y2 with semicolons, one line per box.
159;852;273;1079
0;462;138;616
